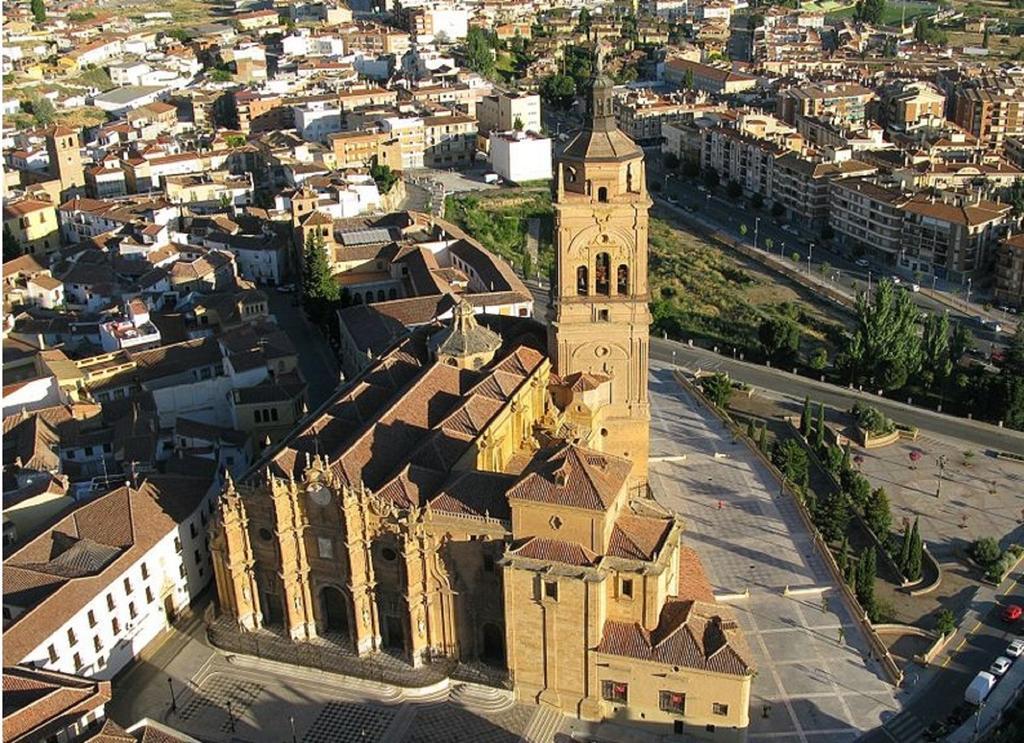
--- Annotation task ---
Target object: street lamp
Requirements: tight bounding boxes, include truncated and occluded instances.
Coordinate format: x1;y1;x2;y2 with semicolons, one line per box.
867;270;872;294
754;217;760;251
808;243;814;275
167;677;176;714
290;715;297;743
671;349;677;367
966;277;973;305
936;454;947;499
226;700;235;733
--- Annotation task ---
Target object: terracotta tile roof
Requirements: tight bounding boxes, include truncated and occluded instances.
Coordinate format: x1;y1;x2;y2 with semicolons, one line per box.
506;443;631;512
2;665;111;743
511;536;599;567
3;475;211;665
428;470;515;520
83;720;136;742
676;546;716;603
607;514;674;561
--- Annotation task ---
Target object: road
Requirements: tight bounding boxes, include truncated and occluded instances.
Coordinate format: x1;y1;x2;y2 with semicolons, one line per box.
266;290;340;408
860;573;1024;743
527;283;1024;455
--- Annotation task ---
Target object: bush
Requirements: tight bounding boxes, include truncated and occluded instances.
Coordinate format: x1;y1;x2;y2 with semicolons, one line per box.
935;609;956;637
851;402;894;435
971;537;1002;567
772;439;809;485
987;552;1016;582
700;373;732;409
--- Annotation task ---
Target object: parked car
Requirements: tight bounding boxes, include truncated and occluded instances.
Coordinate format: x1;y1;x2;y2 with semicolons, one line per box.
965;671;998;705
891;275;902;284
855;258;870;268
275;283;295;293
1005;639;1024;658
667;195;679;205
909;283;920;292
1002;604;1023;622
990;657;1012;676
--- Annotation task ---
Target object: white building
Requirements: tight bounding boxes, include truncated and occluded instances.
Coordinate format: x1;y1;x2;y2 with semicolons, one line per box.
98;299;162;352
294;100;343;143
2;474;217;680
488;130;552;182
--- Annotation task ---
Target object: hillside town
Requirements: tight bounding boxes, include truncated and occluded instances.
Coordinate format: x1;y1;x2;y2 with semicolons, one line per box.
3;0;1024;741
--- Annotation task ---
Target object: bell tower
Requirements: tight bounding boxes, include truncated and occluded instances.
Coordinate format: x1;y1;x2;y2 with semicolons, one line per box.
548;47;651;483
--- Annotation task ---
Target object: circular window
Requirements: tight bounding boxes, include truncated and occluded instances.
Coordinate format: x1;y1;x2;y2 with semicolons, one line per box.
600;234;610;243
258;528;273;542
381;547;398;561
595;346;609;357
600;428;609;437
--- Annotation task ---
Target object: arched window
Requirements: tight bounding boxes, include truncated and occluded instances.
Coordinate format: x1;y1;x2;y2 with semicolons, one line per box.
353;293;362;304
576;265;589;296
388;288;397;300
598;186;608;203
377;290;385;302
595;253;611;295
617;264;629;295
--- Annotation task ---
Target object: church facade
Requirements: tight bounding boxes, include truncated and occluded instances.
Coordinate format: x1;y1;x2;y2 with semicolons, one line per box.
211;56;753;741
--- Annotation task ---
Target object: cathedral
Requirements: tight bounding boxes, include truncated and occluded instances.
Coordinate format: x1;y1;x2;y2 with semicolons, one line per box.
211;54;754;741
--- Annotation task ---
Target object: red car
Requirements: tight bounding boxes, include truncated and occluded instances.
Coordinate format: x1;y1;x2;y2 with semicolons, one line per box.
1003;604;1023;622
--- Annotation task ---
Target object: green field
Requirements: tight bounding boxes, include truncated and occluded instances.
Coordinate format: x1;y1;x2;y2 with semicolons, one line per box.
826;0;937;25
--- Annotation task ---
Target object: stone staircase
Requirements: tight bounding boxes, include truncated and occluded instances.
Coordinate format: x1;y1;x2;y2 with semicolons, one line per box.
519;703;564;743
449;682;515;713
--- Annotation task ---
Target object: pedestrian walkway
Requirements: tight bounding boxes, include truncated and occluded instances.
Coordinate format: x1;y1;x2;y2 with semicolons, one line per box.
647;366;900;741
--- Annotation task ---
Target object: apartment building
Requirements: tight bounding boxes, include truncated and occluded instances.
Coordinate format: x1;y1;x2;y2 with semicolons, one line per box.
3;197;60;256
829;178;908;262
777;81;875;127
478;90;542;136
952;72;1024;152
900;194;1013;281
877;81;946;133
701;126;779;200
772;150;875;230
379;116;426;169
615;91;708;143
995;233;1024;308
424;114;477;168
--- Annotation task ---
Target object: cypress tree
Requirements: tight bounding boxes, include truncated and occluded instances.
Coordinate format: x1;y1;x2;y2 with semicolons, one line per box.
800;395;812;437
757;424;767;452
905;518;923;581
747;418;756;439
898;520;913;575
841;442;852;473
856;547;877;615
837;535;849;575
845;558;857;588
815;402;826;449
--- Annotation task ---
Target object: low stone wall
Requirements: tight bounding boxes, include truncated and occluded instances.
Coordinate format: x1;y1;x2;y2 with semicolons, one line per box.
858;427;901;449
675;372;904;687
908;547;943;597
914;629;956;666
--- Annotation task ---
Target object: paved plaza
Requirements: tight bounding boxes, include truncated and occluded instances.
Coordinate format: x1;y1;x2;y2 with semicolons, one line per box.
647;366;901;741
850;434;1024;558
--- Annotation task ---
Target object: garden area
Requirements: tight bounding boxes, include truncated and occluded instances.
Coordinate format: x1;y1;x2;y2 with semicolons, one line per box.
443;189;554;279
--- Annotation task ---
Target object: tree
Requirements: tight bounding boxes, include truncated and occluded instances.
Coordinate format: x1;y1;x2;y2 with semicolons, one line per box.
751;193;764;210
864;487;892;537
682;68;695;90
757;424;768;452
856;547;877;617
935;609;956;637
819;492;849;543
972;537;1002;567
539;74;576;109
700;373;732;409
837;536;850;575
29;96;55;127
576;7;592;35
513;116;524;131
983;25;990;49
950;321;973;362
3;224;22;262
898;519;912;572
758;316;800;364
905;517;923;582
800;396;812;437
921;312;952;391
847;473;872;510
465;28;495;77
773;439;809;485
809;347;828;371
370;160;398;194
31;0;45;23
815;402;826;449
727;180;743;200
301;231;339;324
664;152;680;170
747;418;756;439
703;169;720;190
845;280;922;391
856;0;886;24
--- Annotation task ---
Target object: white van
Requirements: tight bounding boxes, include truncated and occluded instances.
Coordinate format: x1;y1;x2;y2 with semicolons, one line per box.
964;671;997;705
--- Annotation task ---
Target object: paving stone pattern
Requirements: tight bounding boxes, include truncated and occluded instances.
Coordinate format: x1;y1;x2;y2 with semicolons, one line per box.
402;701;531;743
304;701;396;743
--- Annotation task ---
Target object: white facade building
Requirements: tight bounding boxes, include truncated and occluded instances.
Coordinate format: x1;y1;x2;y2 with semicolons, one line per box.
488;130;552;182
294;100;343;143
3;475;217;681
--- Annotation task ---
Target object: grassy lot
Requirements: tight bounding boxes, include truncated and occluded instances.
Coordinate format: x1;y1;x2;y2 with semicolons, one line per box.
444;189;555;278
827;0;937;24
647;214;843;360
